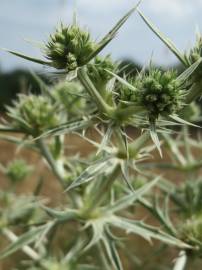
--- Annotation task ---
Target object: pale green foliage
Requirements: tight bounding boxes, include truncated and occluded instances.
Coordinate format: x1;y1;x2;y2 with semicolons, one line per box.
1;3;202;270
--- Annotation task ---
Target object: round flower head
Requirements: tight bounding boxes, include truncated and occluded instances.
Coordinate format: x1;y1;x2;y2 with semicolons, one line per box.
44;23;95;71
120;69;186;122
7;94;60;136
5;159;33;183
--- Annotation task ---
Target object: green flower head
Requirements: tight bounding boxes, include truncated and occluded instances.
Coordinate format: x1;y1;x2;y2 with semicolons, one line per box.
44;23;95;71
5;159;33;183
180;215;202;254
120;69;186;121
7;94;60;136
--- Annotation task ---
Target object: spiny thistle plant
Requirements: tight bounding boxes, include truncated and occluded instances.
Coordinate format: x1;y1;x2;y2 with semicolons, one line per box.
1;2;202;270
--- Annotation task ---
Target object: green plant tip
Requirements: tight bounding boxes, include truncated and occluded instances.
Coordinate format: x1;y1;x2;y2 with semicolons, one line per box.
5;159;33;183
44;24;95;71
119;69;186;122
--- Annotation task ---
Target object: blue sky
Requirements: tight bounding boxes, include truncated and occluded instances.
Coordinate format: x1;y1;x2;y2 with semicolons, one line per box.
1;0;202;71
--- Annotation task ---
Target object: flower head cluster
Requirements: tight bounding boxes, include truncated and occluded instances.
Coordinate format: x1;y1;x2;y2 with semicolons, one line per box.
119;69;186;121
7;94;60;136
45;24;95;71
5;159;33;183
87;55;116;89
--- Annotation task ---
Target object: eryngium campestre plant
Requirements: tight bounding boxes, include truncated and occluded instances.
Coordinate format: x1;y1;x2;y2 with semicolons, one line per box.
6;94;61;136
2;3;202;270
44;23;95;71
119;69;186;122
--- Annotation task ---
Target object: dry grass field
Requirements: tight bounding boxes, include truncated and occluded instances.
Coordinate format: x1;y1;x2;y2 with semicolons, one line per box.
0;129;202;270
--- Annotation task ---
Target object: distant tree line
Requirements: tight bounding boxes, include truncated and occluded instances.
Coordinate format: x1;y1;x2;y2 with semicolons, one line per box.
0;60;184;111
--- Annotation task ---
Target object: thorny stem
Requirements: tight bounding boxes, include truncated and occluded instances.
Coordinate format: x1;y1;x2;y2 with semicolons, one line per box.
173;251;187;270
36;138;78;208
77;67;114;115
36;138;66;188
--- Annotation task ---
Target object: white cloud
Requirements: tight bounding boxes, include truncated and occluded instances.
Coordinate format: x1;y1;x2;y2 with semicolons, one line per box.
146;0;194;19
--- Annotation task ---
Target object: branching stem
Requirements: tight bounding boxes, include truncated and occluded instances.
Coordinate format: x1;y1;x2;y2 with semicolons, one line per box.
77;67;114;115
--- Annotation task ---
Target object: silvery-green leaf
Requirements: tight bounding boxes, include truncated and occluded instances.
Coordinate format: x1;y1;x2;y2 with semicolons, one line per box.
42;205;78;222
102;237;123;270
34;118;93;139
3;49;51;66
110;216;191;248
34;221;55;248
177;57;202;83
107;176;160;213
120;161;134;191
105;70;137;92
84;1;142;63
170;114;201;128
96;124;113;155
138;10;187;66
150;122;162;157
65;158;116;191
0;124;21;133
0;225;47;259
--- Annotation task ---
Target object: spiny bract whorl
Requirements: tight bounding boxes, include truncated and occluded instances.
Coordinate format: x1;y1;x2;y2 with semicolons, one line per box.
120;69;186;121
44;24;95;71
7;94;60;136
